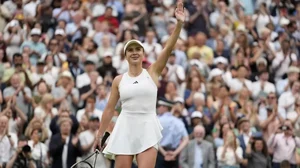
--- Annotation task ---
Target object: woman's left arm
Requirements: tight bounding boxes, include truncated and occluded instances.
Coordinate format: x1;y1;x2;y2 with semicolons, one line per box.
148;0;185;80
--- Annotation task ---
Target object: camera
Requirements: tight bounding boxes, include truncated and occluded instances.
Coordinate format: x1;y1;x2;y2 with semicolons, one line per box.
22;145;31;153
280;125;290;131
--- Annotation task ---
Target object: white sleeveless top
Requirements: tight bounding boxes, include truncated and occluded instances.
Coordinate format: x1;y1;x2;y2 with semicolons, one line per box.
119;69;157;114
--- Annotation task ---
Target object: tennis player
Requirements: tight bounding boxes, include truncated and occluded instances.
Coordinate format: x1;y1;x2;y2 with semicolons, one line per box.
93;1;185;167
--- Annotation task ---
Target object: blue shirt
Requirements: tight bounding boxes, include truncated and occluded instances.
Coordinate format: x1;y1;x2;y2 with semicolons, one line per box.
158;112;188;149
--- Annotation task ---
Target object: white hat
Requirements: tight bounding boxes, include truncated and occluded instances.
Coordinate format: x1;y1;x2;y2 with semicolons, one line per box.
236;24;246;32
208;68;223;81
193;92;205;100
123;40;145;54
191;111;203;119
30;28;41;36
60;71;73;79
214;57;228;65
103;51;113;57
55;29;65;36
280;17;290;26
256;57;267;66
288;66;300;74
8;20;19;27
174;97;184;104
158;98;174;107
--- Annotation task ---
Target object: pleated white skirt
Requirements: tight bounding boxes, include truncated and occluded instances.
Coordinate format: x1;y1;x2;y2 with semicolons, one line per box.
103;111;163;159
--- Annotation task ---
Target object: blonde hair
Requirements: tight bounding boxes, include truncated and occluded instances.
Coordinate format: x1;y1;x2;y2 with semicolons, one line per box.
40;93;54;108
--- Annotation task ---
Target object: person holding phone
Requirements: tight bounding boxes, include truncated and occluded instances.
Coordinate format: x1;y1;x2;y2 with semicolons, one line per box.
93;1;185;167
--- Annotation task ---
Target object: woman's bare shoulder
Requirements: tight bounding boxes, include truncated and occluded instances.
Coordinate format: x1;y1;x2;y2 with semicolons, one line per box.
113;74;124;87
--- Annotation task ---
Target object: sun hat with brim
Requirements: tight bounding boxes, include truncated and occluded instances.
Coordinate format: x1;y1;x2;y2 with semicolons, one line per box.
123;40;145;54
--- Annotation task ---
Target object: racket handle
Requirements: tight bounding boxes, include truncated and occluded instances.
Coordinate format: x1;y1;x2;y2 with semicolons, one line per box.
101;132;110;147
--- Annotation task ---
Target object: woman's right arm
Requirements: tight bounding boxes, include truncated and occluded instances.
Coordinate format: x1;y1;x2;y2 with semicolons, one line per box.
95;75;122;148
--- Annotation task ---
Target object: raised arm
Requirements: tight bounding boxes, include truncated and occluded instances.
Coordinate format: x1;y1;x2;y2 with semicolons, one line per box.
148;0;185;78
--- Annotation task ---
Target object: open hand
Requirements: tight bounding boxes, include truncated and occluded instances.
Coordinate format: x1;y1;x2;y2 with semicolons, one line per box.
175;0;185;23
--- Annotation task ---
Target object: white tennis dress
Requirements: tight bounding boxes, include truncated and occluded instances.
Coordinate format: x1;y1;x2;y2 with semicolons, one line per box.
103;69;163;157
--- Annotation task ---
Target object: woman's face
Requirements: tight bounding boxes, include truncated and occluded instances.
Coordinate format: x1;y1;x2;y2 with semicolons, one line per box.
38;82;48;94
222;124;230;135
125;44;144;65
191;77;200;90
254;140;264;151
218;86;229;98
80;115;88;128
239;87;249;98
31;129;40;142
189;70;198;78
166;82;176;93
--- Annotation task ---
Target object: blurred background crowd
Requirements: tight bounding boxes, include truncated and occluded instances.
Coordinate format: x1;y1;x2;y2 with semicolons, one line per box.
0;0;299;168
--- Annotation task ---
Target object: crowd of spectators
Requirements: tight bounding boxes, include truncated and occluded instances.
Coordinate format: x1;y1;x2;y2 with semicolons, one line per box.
0;0;300;168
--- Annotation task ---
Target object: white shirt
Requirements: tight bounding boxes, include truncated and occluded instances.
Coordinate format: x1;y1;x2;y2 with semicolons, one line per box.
76;108;103;122
0;136;11;164
243;132;252;146
278;91;297;119
28;140;48;164
217;146;243;166
229;78;253;92
31;72;56;87
62;136;70;168
142;42;163;63
23;1;39;17
252;80;276;99
272;52;297;80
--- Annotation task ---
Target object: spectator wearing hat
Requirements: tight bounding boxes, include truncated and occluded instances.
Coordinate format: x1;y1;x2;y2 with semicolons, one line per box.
252;70;276;101
180;125;215;168
276;66;300;95
250;57;269;82
52;71;79;114
213;56;228;71
189;111;211;136
97;51;118;80
49;117;83;168
156;98;189;168
79;115;108;168
3;19;23;60
20;28;47;66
